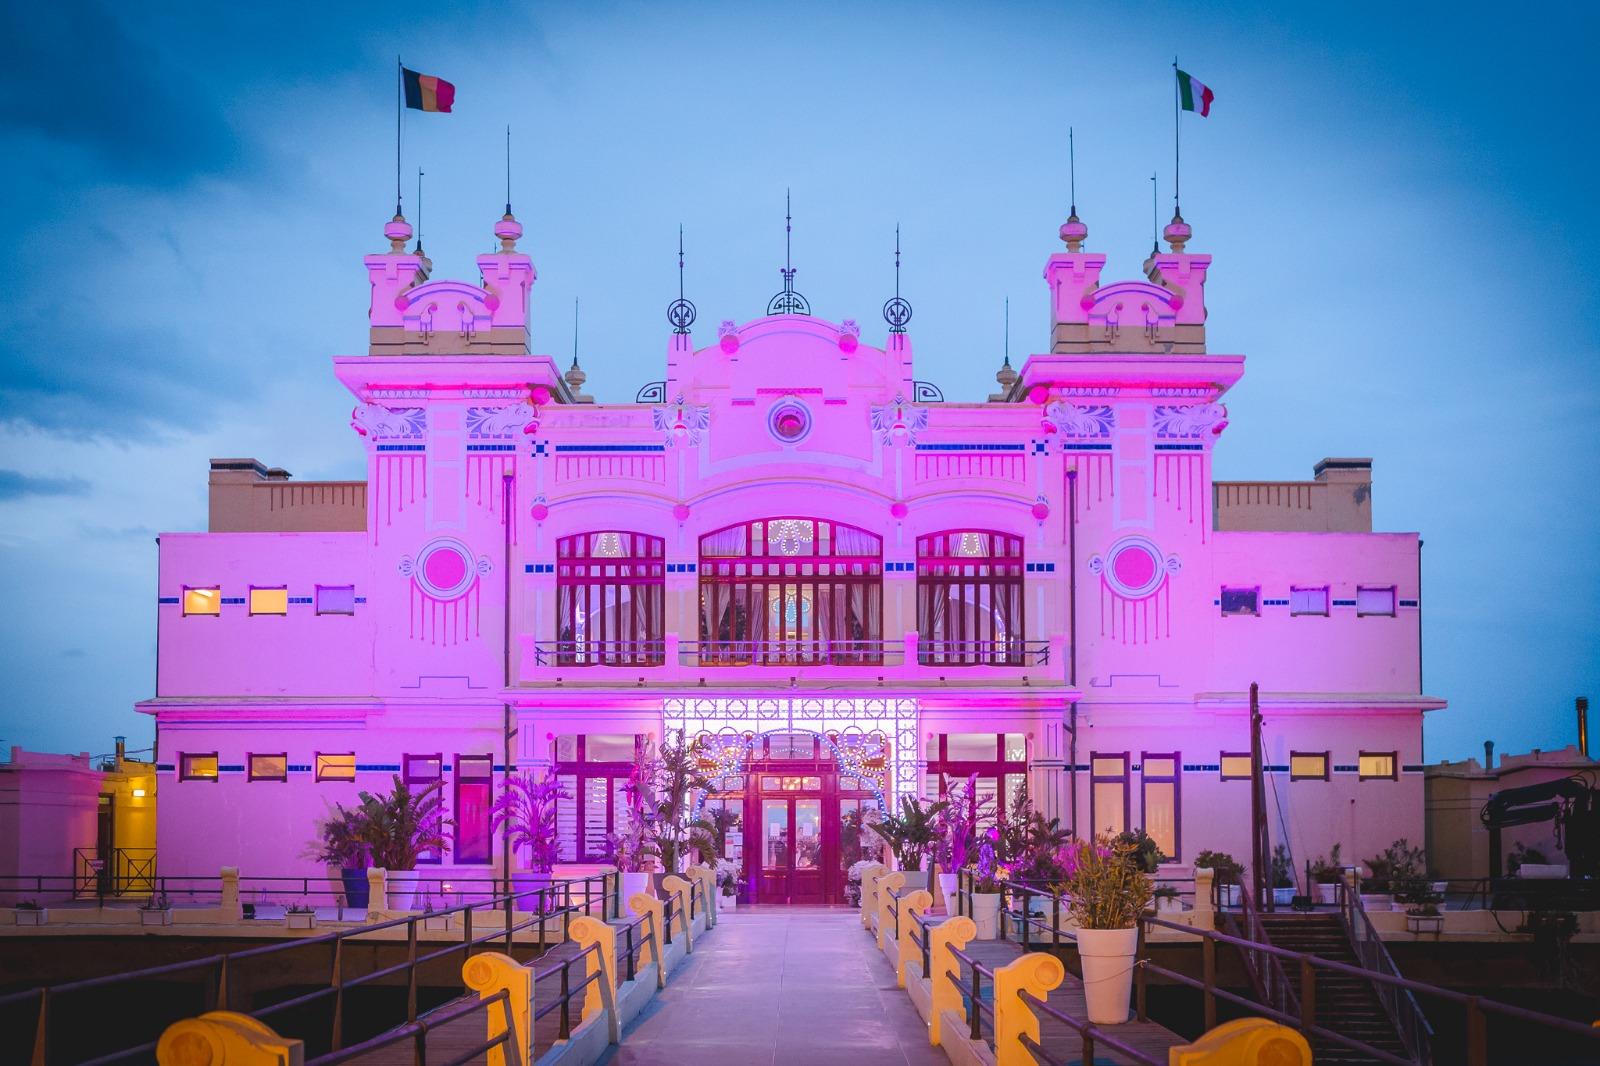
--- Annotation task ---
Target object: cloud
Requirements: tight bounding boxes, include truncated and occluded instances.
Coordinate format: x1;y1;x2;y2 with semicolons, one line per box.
0;469;89;499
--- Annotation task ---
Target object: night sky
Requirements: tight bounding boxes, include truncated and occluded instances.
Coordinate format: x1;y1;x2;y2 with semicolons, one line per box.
1;1;1593;763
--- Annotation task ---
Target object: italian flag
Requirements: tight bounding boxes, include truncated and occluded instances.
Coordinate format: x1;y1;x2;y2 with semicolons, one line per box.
1176;69;1214;117
402;67;456;113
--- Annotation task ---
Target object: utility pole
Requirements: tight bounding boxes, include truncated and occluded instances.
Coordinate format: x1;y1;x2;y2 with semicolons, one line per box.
1249;682;1270;912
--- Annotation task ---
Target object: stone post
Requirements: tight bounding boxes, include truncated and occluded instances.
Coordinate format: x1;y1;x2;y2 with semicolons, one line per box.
1192;867;1216;931
928;915;977;1046
568;915;618;1037
876;872;906;950
461;952;532;1066
661;874;694;952
219;867;242;923
897;889;932;988
627;892;667;989
156;1011;304;1066
366;868;388;920
1169;1018;1312;1065
860;863;885;929
993;952;1066;1066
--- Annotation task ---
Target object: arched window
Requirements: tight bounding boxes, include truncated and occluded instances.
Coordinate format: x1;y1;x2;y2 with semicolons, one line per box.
916;530;1025;665
699;518;882;665
556;532;665;665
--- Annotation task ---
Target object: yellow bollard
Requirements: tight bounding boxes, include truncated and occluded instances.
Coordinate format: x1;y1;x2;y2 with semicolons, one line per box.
859;863;886;929
568;916;616;1021
928;914;976;1047
627;891;667;988
461;951;532;1066
896;889;932;988
992;952;1065;1066
876;872;906;950
156;1010;304;1066
1168;1018;1313;1065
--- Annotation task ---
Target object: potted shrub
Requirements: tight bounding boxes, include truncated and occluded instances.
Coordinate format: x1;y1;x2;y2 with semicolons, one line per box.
714;858;742;911
1405;896;1443;935
1382;839;1426;912
967;837;1011;939
1360;852;1393;911
490;770;570;907
609;812;662;900
14;900;46;927
846;859;874;908
933;774;990;906
421;897;453;931
869;795;948;890
1114;828;1168;875
1152;885;1183;913
1270;844;1296;906
1309;844;1343;905
1016;813;1072;914
645;736;716;876
307;804;371;910
141;892;174;926
1194;850;1243;907
285;903;317;930
1059;834;1154;1024
354;775;450;912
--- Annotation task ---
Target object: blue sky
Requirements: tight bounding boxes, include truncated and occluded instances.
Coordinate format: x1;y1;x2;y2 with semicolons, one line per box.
0;1;1594;763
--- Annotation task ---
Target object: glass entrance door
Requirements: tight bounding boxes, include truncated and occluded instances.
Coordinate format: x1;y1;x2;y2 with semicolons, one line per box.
758;795;824;903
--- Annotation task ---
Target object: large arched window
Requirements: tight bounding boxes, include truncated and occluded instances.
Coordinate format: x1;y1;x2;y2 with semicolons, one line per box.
699;518;883;665
556;531;665;665
916;530;1025;665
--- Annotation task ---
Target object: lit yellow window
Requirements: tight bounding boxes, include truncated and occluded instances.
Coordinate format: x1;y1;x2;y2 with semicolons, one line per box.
316;753;356;782
1220;754;1252;780
1091;756;1125;777
1290;752;1328;780
1359;752;1396;780
249;587;288;616
183;587;221;616
1143;756;1176;777
249;753;287;781
180;753;218;781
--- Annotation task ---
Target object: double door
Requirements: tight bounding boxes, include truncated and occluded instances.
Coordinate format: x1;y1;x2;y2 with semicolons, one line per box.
758;794;825;904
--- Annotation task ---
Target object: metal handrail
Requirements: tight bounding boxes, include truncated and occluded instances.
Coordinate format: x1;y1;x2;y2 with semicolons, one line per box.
946;944;996;1043
1017;988;1165;1066
531;942;603;1041
1337;880;1434;1065
306;987;516;1066
534;639;667;666
4;873;613;1065
523;636;1055;668
1233;881;1303;1025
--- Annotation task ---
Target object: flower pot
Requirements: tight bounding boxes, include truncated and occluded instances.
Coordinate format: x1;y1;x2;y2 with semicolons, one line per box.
512;871;556;912
937;873;959;909
1272;888;1295;907
387;870;419;912
423;914;453;931
1315;883;1338;905
1077;927;1139;1024
621;871;652;900
340;868;371;909
286;912;317;930
1156;897;1182;914
1406;914;1443;935
141;908;174;926
1360;893;1391;912
717;893;735;912
900;869;929;891
971;892;1001;940
15;909;46;926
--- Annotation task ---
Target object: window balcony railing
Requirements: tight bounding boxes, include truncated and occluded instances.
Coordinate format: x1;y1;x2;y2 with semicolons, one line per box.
525;637;1052;670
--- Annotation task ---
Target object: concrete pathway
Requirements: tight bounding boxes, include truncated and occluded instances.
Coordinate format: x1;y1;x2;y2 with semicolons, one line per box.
598;906;948;1066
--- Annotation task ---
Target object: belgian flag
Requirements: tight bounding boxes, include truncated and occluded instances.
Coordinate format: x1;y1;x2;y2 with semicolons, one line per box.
402;67;456;113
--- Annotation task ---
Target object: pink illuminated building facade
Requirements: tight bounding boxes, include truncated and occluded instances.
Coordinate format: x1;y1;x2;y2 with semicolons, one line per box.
139;203;1444;903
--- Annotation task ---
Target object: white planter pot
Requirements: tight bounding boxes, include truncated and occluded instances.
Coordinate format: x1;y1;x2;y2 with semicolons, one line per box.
1156;897;1182;913
971;892;1002;940
387;870;419;912
141;909;174;926
512;871;556;912
15;909;47;926
1360;893;1391;912
1077;926;1139;1024
621;871;653;900
423;915;453;931
717;893;735;912
1272;888;1295;907
1430;881;1448;897
286;912;317;930
1315;883;1338;905
1406;915;1443;935
1518;863;1568;880
1392;901;1412;912
937;873;959;908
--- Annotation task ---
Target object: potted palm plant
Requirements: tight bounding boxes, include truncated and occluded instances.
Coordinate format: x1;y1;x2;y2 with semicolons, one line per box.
1059;834;1154;1024
1270;844;1296;906
489;770;569;907
1309;844;1343;905
307;804;371;909
967;836;1011;939
355;775;450;911
869;795;947;889
933;775;990;905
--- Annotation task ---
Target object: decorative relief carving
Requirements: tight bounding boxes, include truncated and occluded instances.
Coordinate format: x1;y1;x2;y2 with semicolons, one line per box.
870;395;929;444
651;394;710;446
1153;403;1228;439
351;404;426;439
467;403;537;439
1043;401;1114;439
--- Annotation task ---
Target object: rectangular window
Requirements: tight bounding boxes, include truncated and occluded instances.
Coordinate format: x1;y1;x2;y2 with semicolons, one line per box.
183;587;221;616
180;752;219;781
249;586;288;616
315;584;356;615
946;733;1001;761
1290;586;1329;616
584;735;637;762
1141;753;1180;861
248;753;287;782
454;756;494;865
1090;753;1129;836
315;753;356;782
1357;586;1397;617
1290;751;1329;781
404;754;443;783
1220;753;1252;780
1219;587;1260;616
1359;751;1398;780
554;735;643;862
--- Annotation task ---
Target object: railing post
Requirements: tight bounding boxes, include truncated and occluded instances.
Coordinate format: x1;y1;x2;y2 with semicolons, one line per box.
1193;867;1216;931
331;939;346;1051
29;987;47;1066
993;954;1065;1066
1135;921;1148;1022
928;915;976;1047
406;918;419;1022
462;952;532;1066
1466;996;1488;1066
559;957;571;1039
897;889;932;988
969;964;982;1041
1202;933;1217;1031
219;866;242;922
1299;958;1317;1035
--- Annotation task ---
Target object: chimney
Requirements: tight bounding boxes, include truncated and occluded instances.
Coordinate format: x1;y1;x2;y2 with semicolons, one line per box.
1483;740;1494;772
1313;458;1373;532
1579;697;1590;758
115;736;126;763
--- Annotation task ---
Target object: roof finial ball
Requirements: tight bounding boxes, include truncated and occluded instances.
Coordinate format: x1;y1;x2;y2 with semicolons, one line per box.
1163;212;1192;255
384;213;413;255
1059;212;1088;254
996;355;1018;391
494;211;522;254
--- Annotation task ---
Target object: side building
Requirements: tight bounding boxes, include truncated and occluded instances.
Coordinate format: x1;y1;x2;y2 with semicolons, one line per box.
139;205;1443;901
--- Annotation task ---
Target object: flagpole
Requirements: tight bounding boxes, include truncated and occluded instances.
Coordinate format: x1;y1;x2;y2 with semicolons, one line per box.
396;56;403;216
505;125;512;215
1172;55;1181;217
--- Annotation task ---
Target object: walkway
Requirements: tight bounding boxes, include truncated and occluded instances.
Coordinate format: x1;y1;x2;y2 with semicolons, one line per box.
600;906;946;1066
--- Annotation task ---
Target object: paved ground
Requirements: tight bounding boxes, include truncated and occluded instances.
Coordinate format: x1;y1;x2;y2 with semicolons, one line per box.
598;905;948;1066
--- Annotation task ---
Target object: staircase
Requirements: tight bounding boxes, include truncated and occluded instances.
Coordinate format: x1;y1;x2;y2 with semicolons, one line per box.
1255;912;1414;1064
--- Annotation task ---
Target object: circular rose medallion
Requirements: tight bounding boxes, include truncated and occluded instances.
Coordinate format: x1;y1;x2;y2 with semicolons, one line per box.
767;399;812;444
1102;535;1169;599
413;537;478;600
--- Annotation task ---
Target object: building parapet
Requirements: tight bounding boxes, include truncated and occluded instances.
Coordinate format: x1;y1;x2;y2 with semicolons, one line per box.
1213;458;1372;532
208;459;366;533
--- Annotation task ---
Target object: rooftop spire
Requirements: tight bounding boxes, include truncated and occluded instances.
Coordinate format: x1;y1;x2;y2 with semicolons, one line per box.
766;189;810;315
1059;127;1088;252
505;124;512;215
883;225;912;333
667;225;697;334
